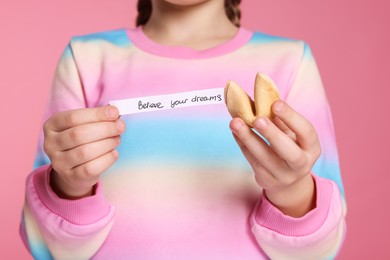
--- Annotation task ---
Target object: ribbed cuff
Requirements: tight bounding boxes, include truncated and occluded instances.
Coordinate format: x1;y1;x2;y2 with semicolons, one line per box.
30;165;111;225
253;174;333;236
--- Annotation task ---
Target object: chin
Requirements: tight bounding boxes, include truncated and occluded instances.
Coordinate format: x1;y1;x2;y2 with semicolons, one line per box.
161;0;212;6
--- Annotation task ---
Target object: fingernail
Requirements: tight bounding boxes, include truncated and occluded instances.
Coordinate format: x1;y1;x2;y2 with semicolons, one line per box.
254;118;267;130
273;101;285;113
107;107;118;119
231;120;244;132
116;120;125;132
112;150;119;158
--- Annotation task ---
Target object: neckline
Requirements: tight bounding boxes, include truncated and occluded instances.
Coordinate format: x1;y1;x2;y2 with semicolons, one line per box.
126;26;253;59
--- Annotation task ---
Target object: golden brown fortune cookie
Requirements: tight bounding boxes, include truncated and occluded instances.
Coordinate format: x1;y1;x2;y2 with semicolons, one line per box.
224;73;280;127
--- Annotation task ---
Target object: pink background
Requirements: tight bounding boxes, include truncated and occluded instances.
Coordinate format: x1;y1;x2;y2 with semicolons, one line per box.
1;0;389;258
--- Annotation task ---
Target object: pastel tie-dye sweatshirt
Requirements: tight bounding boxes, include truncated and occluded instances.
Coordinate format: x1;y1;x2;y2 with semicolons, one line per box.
21;27;346;259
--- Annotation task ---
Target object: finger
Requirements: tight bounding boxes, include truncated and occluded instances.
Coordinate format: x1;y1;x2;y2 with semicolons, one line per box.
272;116;296;141
272;100;319;152
232;133;258;166
230;118;286;174
57;119;125;150
72;149;119;181
253;117;307;170
232;132;277;189
47;106;120;132
59;136;121;169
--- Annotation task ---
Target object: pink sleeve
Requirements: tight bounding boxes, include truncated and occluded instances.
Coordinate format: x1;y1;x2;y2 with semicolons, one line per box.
21;41;115;259
23;165;115;259
251;175;345;258
250;42;346;258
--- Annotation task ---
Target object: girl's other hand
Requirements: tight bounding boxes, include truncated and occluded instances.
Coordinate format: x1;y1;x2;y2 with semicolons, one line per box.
230;100;321;217
43;106;125;199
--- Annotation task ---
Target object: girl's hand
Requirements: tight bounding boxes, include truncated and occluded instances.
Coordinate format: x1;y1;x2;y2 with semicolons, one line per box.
230;100;321;217
43;106;125;199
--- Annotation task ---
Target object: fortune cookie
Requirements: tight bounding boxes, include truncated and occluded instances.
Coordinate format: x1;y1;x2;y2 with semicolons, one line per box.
224;73;280;127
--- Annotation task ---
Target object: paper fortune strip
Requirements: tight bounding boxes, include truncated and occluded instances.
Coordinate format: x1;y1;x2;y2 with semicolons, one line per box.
109;88;225;115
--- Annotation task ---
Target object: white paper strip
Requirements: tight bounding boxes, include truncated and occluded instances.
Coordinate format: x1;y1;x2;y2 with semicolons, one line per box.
109;88;225;115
